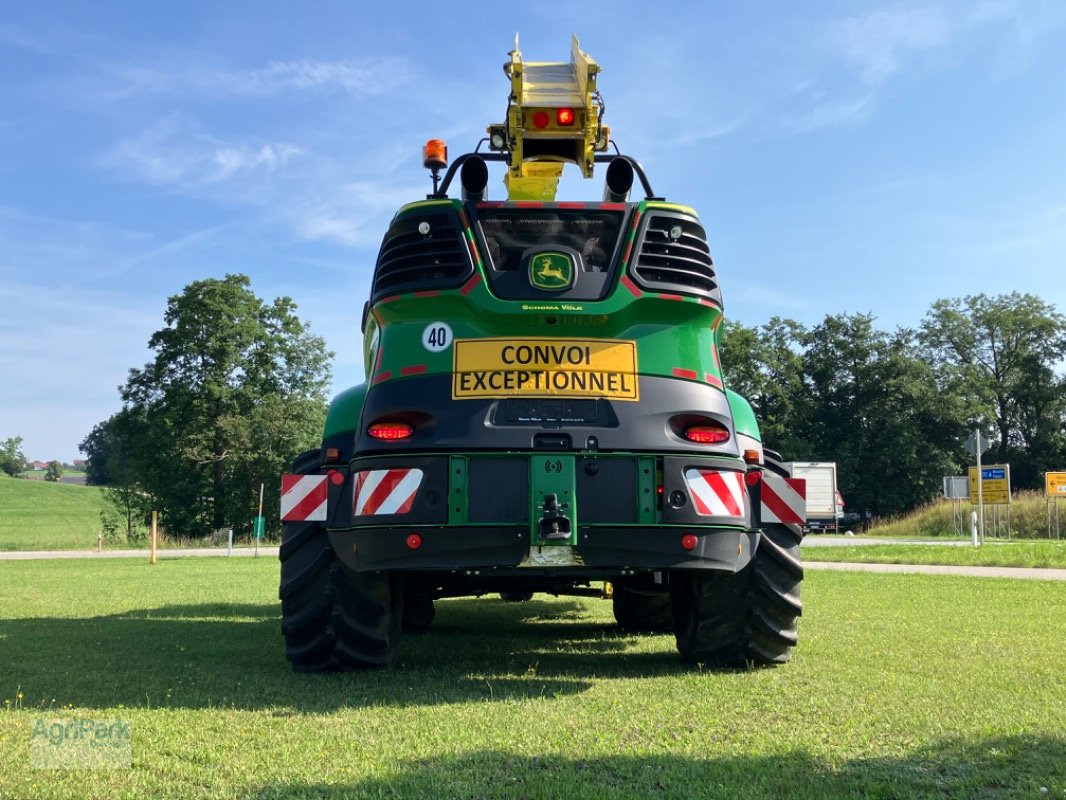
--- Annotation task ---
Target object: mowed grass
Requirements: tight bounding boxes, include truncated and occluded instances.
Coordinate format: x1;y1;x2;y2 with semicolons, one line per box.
0;478;106;550
0;559;1063;799
805;540;1066;569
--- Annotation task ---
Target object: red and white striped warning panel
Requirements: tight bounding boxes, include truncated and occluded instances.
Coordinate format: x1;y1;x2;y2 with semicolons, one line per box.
280;474;329;522
353;469;423;516
760;473;806;525
684;469;746;518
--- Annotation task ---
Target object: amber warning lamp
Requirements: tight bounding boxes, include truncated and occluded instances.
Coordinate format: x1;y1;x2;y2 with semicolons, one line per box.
423;138;448;194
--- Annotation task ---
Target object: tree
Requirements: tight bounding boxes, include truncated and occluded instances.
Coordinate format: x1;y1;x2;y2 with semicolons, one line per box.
85;274;333;537
719;317;809;458
45;460;63;482
0;436;26;477
920;292;1066;488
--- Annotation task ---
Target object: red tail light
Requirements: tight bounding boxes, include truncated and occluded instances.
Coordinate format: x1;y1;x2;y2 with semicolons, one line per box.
532;111;550;129
683;425;730;444
556;107;575;126
368;422;414;441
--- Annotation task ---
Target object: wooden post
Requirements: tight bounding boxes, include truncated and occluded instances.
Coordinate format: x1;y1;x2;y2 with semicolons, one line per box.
150;511;158;565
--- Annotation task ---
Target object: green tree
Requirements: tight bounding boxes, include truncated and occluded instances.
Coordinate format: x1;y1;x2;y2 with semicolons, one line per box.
44;460;63;482
88;274;332;537
719;317;809;458
920;292;1066;488
0;436;26;477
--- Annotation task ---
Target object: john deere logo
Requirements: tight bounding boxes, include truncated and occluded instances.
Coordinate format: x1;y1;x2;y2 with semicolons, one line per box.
529;252;574;291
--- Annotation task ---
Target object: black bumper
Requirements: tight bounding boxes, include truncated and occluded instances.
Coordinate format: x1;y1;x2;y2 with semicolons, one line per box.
328;525;759;576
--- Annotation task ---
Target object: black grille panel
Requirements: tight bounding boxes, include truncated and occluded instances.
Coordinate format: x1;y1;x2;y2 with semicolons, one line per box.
630;213;721;304
371;211;472;299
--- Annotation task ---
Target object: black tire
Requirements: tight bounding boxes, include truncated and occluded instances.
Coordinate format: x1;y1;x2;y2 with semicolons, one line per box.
612;586;673;633
499;591;534;602
279;450;403;671
402;589;436;634
671;456;803;666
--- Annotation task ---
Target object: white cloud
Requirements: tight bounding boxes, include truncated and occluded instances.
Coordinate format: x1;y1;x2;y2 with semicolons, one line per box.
103;56;413;102
102;116;304;187
830;5;952;84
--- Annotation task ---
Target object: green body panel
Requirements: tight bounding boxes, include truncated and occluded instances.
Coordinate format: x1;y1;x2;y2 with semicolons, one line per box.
323;383;368;439
725;389;761;443
361;199;728;401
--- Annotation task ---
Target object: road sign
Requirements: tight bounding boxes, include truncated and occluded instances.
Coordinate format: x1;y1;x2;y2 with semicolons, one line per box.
943;476;969;499
1046;472;1066;497
253;515;265;539
964;431;992;458
968;464;1011;505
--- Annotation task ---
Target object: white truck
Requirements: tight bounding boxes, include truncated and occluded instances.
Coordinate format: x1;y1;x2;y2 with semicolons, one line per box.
784;462;840;533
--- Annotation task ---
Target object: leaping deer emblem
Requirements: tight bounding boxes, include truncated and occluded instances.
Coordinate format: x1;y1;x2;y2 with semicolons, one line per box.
536;257;567;284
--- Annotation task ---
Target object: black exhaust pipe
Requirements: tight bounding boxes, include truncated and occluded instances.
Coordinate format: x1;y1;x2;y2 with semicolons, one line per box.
603;157;634;203
460;156;489;202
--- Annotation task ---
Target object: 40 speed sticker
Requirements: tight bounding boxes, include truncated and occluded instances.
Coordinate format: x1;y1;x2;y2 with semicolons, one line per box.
451;338;638;401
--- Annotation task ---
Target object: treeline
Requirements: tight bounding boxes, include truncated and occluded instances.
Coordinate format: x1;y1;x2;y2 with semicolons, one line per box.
80;275;332;540
721;292;1066;517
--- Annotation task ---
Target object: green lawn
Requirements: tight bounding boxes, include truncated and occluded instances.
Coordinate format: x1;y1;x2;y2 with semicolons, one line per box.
805;539;1066;569
0;477;106;550
0;558;1063;799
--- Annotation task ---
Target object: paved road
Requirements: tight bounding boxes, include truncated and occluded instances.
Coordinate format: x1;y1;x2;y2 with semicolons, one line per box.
0;546;280;560
801;536;973;547
805;561;1066;581
1;545;1063;581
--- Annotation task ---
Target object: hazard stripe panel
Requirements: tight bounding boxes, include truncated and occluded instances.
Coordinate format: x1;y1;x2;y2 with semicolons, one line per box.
280;474;328;522
683;469;746;518
353;469;424;516
761;473;806;525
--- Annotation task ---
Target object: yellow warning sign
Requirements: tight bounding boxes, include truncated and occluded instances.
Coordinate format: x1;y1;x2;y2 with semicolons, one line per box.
968;464;1011;505
1046;472;1066;497
452;338;638;400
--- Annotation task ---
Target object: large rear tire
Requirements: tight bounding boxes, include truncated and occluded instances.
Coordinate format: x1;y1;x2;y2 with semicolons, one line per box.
279;450;403;671
612;583;673;633
671;458;803;666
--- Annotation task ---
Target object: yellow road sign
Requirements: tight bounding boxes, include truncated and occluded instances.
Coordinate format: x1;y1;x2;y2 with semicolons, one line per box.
1046;472;1066;497
968;464;1011;505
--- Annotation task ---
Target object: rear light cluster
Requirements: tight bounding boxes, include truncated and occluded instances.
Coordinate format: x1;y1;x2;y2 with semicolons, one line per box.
367;422;413;441
683;425;730;444
669;414;731;445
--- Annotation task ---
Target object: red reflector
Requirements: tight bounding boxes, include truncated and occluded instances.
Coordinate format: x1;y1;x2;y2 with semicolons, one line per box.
368;422;413;441
328;470;345;486
745;471;762;487
406;533;422;550
532;111;550;129
684;426;730;444
681;534;698;551
557;107;575;126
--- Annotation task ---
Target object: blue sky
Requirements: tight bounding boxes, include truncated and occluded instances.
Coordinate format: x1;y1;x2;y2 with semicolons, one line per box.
2;1;1065;462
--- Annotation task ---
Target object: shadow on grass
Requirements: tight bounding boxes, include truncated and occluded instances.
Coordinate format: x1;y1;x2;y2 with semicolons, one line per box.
0;598;689;712
242;735;1066;799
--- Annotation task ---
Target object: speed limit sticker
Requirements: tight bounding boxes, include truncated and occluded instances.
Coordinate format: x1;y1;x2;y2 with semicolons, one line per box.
421;322;453;352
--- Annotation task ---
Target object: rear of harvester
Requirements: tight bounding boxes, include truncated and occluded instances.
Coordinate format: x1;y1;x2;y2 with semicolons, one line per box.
278;37;804;671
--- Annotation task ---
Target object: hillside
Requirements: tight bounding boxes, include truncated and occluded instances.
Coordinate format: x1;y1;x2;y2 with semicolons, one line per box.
0;477;106;550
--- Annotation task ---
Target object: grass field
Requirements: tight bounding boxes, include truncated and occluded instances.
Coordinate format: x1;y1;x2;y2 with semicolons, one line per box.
0;477;106;551
806;539;1066;569
0;558;1063;799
